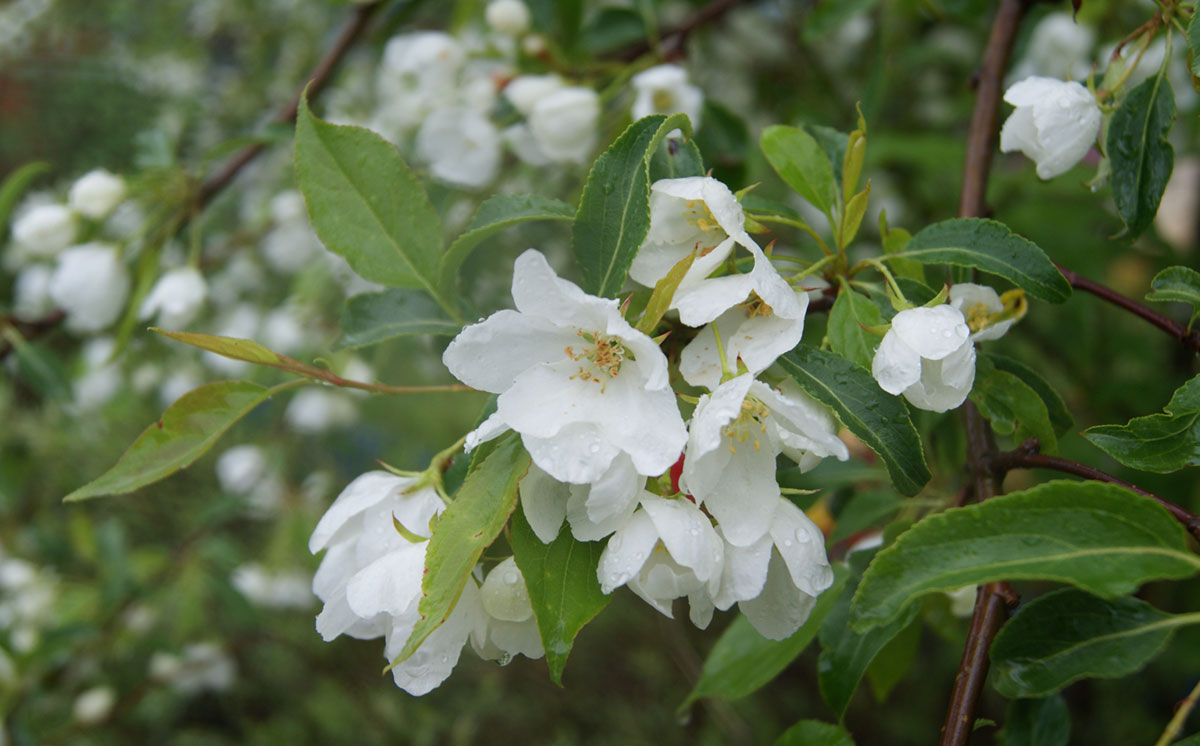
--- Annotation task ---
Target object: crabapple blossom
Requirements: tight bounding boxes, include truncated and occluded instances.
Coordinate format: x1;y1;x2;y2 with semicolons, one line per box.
485;0;529;35
999;76;1101;179
12;263;55;317
518;455;642;543
948;283;1014;341
139;266;208;329
12;203;76;258
526;86;600;164
682;374;848;546
375;32;464;134
872;305;976;413
416;106;501;188
630;64;703;131
442;249;687;486
68;169;126;219
48;243;130;334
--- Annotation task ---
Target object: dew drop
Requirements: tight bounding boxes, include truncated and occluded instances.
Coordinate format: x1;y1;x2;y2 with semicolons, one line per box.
503;570;519;585
795;528;810;543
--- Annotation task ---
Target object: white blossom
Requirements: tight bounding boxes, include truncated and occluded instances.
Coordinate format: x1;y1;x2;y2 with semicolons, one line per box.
216;445;269;494
375;32;464;135
149;642;236;695
631;64;703;130
72;686;116;725
416;106;501;189
518;456;642;543
48;243;130;334
485;0;530;35
471;557;543;662
231;563;314;609
527;86;600;164
139;266;208;329
999;76;1101;180
68;169;126;220
285;389;357;433
73;337;121;411
444;250;687;485
682;375;847;546
12;263;55;318
872;305;975;413
12;204;76;259
948;283;1014;341
1010;13;1094;81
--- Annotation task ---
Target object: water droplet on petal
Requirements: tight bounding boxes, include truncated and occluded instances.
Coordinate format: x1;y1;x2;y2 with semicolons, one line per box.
503;571;519;585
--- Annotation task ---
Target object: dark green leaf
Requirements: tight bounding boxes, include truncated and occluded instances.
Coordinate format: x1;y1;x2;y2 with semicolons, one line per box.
851;481;1200;630
778;346;931;496
1001;695;1070;746
1190;8;1200;76
572;113;693;297
819;573;920;720
991;589;1190;697
806;124;849;185
775;719;855;746
1084;374;1200;472
578;7;645;54
510;508;610;685
338;289;461;349
1146;266;1200;307
0;161;50;237
439;194;575;299
830;490;901;544
1108;73;1176;238
827;283;884;369
396;437;530;661
802;0;881;43
865;609;921;701
64;380;303;501
896;218;1070;303
982;352;1073;437
648;136;705;182
1173;734;1200;746
970;359;1058;454
294;95;454;313
680;566;847;711
761;125;838;217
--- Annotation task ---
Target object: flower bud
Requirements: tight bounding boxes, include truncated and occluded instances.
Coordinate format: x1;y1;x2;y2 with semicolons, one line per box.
999;76;1101;180
486;0;530;35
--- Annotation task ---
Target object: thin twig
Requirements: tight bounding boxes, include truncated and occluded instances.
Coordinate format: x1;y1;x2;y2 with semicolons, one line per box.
1153;678;1200;746
991;440;1200;543
941;0;1032;742
616;0;755;61
1055;261;1200;352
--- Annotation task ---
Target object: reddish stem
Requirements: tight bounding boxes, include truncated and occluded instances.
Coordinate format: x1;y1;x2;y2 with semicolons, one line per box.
1055;262;1200;352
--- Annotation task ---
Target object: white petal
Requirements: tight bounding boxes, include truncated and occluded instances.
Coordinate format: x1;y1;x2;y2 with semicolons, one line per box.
578;453;641;523
480;557;534;623
519;463;568;543
872;330;922;395
739;552;820;641
442;309;574;393
641;494;724;583
597;509;659;593
309;472;412;553
713;531;773;609
768;500;834;597
509;249;617;332
345;546;425;620
385;580;479;695
566;484;638;541
891;306;971;360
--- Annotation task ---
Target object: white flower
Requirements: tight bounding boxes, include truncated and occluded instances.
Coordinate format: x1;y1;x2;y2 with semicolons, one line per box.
470;557;543;662
443;249;687;485
999;76;1101;179
68;169;126;219
631;64;703;130
527;86;600;164
486;0;530;35
216;445;269;494
416;106;501;189
12;264;55;318
948;283;1013;341
149;643;236;695
713;498;834;640
12;204;76;258
49;243;130;334
376;32;464;133
231;563;314;609
139;267;207;329
503;74;564;116
285;389;357;433
1011;13;1094;81
872;305;976;413
597;494;724;628
682;375;848;546
518;456;642;543
73;337;121;412
270;189;308;226
72;686;116;725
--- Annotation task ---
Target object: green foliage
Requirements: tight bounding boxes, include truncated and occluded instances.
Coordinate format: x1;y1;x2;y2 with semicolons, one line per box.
572;113;692;298
294;95;454;314
801;0;881;43
970;357;1058;454
851;481;1200;630
761;125;838;219
981;352;1073;437
1084;374;1200;472
990;589;1193;698
439;194;576;300
828;281;884;369
1000;695;1070;746
775;719;855;746
778;346;931;496
64;379;304;501
1146;266;1200;310
865;608;922;702
338;289;462;349
397;436;530;662
895;218;1071;303
0;161;50;237
1108;73;1176;239
510;508;610;686
648;136;705;182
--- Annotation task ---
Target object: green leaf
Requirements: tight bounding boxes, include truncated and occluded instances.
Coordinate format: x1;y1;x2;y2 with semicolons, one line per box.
510;508;610;685
438;194;575;299
894;218;1070;303
806;124;848;186
64;380;303;501
838;182;870;248
827;282;884;369
1173;734;1200;746
1084;374;1200;472
990;589;1195;697
0;161;50;236
970;359;1058;454
338;289;462;349
572;113;693;298
1190;8;1200;76
778;346;931;496
6;335;71;401
981;352;1073;437
396;436;530;661
294;95;454;314
1000;695;1070;746
1146;266;1200;307
680;566;847;712
152;329;337;382
850;481;1200;630
802;0;881;43
578;7;645;54
865;607;921;702
648;135;705;182
775;719;855;746
819;573;920;720
637;250;696;334
1108;73;1176;238
761;125;838;218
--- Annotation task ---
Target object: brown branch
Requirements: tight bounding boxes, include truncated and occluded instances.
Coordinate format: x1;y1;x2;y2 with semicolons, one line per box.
991;440;1200;543
617;0;755;62
941;0;1033;743
195;1;383;207
1055;261;1200;352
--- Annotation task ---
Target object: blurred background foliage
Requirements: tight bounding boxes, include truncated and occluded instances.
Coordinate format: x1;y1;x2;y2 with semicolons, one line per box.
1;0;1199;743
